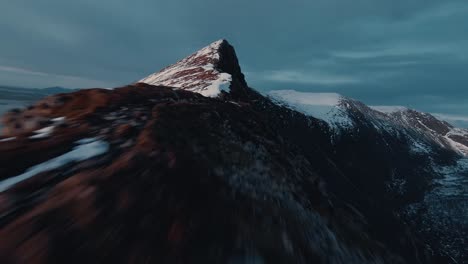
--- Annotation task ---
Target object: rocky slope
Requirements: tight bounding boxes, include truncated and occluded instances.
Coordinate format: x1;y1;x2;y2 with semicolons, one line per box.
0;40;465;263
268;90;468;263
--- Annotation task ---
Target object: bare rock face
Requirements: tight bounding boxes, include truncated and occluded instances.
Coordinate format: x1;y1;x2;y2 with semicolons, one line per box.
0;40;463;263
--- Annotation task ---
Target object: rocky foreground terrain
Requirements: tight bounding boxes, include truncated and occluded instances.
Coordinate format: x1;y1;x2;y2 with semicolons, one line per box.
0;40;466;263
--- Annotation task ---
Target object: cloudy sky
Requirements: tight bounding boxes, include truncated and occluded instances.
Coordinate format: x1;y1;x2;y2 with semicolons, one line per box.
1;0;467;125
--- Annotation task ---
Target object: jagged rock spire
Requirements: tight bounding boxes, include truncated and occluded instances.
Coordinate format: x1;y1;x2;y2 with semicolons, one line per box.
139;39;248;97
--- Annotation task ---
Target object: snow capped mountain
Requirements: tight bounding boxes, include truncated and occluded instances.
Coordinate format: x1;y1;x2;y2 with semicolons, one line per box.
1;39;467;263
268;90;354;130
374;107;468;156
139;39;247;97
269;89;468;157
268;89;468;262
137;41;467;262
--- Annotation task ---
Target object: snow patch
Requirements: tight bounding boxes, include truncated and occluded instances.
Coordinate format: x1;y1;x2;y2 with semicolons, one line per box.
29;117;66;139
199;72;232;97
0;138;109;192
51;116;66;122
268;90;353;129
30;126;54;139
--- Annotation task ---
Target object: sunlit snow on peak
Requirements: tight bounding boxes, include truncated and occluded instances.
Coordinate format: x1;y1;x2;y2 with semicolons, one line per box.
268;90;353;130
139;39;231;97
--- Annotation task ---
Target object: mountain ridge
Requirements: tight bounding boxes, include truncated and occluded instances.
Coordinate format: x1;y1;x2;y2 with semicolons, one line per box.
0;40;466;263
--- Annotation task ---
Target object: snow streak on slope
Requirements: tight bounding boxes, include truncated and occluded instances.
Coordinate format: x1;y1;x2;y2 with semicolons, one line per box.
139;40;232;97
0;138;109;192
268;90;353;130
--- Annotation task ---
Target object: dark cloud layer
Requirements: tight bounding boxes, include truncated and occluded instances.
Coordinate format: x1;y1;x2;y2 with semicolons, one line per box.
1;0;467;125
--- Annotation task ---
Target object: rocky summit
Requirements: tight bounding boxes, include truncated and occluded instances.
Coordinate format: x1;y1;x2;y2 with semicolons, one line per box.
0;40;467;264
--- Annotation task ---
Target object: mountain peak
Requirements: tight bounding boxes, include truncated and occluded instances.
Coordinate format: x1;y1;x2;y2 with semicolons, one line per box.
139;39;247;97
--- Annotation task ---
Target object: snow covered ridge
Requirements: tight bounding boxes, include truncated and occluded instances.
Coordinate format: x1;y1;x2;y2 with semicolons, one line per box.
269;91;468;157
445;135;468;156
139;40;233;97
370;105;408;113
369;105;468;156
268;90;354;129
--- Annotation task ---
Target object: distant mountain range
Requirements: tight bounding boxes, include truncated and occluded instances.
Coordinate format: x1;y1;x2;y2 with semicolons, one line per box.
0;86;75;127
0;85;74;101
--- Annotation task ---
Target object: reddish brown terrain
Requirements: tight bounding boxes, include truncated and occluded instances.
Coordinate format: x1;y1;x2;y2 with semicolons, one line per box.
0;84;392;263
